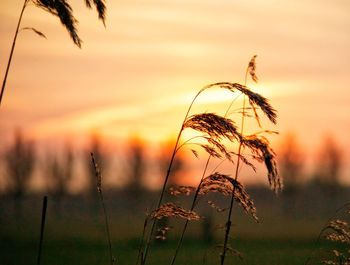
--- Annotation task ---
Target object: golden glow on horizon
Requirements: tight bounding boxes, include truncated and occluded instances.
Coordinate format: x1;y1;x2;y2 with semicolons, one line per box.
0;0;349;155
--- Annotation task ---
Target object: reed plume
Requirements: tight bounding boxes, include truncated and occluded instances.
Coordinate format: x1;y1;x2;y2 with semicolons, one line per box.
217;55;279;265
168;55;280;265
0;0;107;106
91;152;115;265
139;55;279;265
319;207;350;265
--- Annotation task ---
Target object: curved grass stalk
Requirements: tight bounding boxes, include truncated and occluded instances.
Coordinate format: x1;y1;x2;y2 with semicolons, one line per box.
141;88;206;265
142;84;240;265
170;156;212;265
170;86;243;265
220;65;250;265
0;0;28;107
0;0;106;107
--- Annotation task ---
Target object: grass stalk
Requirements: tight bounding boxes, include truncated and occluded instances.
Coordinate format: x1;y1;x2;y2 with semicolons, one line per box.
136;218;149;265
141;89;205;265
91;153;115;265
37;195;48;265
170;85;242;265
170;157;211;265
0;0;28;107
220;68;249;265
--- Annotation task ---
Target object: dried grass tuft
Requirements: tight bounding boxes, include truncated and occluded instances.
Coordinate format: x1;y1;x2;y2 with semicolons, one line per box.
199;173;258;222
156;226;172;241
325;220;350;244
151;203;200;221
241;135;282;193
248;55;258;83
169;185;195;196
84;0;107;25
183;113;239;141
322;218;350;265
203;82;277;124
207;200;227;213
90;152;102;193
33;0;82;47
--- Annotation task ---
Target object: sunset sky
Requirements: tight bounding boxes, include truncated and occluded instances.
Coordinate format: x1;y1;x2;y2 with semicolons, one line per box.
0;0;350;187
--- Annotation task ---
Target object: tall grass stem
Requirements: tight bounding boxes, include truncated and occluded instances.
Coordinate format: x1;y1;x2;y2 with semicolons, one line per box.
141;89;204;265
37;195;47;265
91;153;115;265
220;68;249;265
0;0;28;107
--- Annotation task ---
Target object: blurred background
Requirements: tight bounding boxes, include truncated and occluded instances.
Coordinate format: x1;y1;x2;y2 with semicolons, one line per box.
0;0;350;264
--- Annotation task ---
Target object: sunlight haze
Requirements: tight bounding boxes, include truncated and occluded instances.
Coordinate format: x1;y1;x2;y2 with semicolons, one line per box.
1;0;349;185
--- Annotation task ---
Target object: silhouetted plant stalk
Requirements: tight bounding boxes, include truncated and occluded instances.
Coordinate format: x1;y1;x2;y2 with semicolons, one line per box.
220;64;249;265
220;55;280;265
170;157;212;265
141;56;280;265
0;0;106;107
170;93;242;265
141;89;205;265
305;203;350;265
141;84;240;265
167;56;280;265
171;87;243;265
37;195;47;265
0;0;28;106
91;152;115;265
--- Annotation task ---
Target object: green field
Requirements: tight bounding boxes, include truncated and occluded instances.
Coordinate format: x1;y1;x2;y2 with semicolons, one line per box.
1;237;343;265
1;192;348;265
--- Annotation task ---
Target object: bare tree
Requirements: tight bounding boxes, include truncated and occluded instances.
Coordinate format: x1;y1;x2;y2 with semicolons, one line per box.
124;137;147;208
46;144;74;216
278;133;304;215
158;140;186;186
4;130;35;217
315;135;343;189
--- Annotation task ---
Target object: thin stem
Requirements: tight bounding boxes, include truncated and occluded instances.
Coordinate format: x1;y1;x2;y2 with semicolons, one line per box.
136;217;149;265
37;195;48;265
141;89;205;265
170;156;212;265
99;191;115;265
170;84;244;265
220;67;249;265
175;135;207;153
0;0;28;107
91;153;115;265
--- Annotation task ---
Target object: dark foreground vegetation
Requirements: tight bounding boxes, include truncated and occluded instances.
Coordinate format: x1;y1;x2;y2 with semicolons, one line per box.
1;186;349;265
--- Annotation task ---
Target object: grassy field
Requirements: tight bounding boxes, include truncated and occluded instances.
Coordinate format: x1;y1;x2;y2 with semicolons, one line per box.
1;236;344;265
1;213;345;265
1;192;348;265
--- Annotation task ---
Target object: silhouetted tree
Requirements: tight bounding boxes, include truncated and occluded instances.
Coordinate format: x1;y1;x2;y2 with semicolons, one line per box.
159;140;186;186
278;133;304;215
46;144;74;216
314;135;343;199
125;136;146;207
4;130;35;217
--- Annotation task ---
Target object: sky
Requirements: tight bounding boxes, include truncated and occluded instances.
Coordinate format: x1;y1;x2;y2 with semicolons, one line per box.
0;0;350;187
